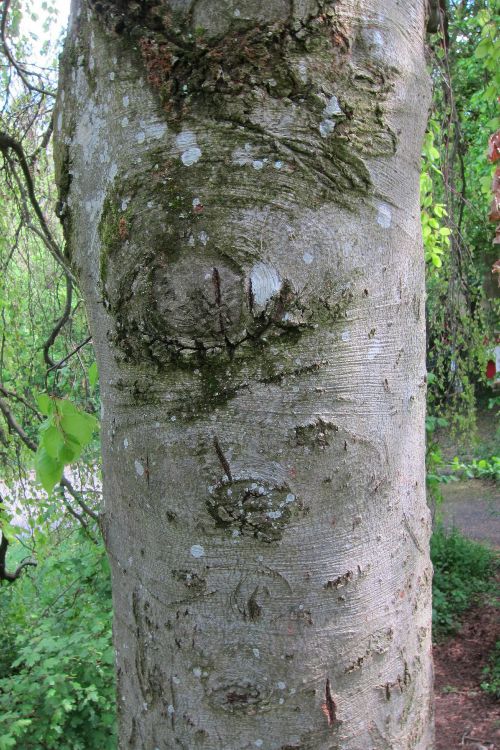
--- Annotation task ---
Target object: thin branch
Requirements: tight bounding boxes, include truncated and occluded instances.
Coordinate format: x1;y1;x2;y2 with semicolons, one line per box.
43;276;73;367
46;335;92;374
0;392;37;451
0;131;74;279
0;383;41;417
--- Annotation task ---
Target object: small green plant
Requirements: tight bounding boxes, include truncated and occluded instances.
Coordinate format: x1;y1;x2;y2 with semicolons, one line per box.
450;455;500;483
481;640;500;699
431;526;498;637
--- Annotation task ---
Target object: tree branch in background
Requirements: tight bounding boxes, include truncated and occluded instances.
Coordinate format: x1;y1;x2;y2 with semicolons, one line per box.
0;0;55;98
43;276;74;367
46;335;92;375
0;494;37;582
0;132;73;279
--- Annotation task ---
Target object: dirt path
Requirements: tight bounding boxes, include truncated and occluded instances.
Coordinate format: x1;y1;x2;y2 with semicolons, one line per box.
434;594;500;750
439;480;500;548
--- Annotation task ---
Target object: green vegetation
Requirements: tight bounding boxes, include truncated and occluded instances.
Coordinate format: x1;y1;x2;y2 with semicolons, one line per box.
0;530;115;749
481;639;500;699
431;526;498;637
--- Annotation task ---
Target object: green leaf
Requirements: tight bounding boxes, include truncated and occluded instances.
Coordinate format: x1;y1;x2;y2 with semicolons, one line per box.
42;425;65;458
89;361;99;389
37;393;53;416
35;448;64;493
58;436;82;463
60;411;97;447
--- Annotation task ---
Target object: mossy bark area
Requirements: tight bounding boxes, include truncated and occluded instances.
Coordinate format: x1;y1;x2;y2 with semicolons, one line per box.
55;1;434;748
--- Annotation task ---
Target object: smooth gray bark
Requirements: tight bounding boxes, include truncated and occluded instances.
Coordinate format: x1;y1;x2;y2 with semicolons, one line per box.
55;1;434;747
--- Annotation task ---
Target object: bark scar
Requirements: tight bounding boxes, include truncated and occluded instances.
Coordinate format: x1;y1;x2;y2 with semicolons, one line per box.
213;435;232;482
322;678;337;726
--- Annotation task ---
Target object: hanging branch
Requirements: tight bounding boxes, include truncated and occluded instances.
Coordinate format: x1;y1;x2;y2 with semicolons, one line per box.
0;132;73;278
43;276;74;367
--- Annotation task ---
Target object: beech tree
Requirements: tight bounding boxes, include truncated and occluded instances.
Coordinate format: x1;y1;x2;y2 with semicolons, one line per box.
54;1;436;747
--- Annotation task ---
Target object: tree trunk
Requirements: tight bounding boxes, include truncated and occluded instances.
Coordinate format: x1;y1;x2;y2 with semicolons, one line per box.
55;1;434;747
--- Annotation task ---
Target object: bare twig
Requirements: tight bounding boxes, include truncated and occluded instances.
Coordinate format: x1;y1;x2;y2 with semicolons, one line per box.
46;335;92;374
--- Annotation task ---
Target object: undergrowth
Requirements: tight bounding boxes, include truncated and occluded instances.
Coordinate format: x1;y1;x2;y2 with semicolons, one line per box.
431;525;498;638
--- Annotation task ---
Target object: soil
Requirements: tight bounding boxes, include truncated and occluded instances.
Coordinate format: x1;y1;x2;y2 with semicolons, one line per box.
434;594;500;750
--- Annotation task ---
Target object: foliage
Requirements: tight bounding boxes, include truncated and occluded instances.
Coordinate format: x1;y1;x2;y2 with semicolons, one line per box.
421;124;451;269
424;0;499;436
35;395;98;493
481;639;500;699
450;454;500;482
431;526;498;637
0;528;116;750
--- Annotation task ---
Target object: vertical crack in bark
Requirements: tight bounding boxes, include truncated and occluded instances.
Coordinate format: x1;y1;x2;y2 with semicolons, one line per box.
213;436;232;482
211;266;225;336
323;678;337;726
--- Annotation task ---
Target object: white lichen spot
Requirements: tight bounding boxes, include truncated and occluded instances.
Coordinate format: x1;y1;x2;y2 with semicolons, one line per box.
190;544;205;558
297;61;308;83
249;262;281;311
109;163;118;181
232;529;240;537
253;648;260;658
279;698;285;704
109;71;115;81
277;681;286;690
171;415;177;422
234;8;241;16
193;197;202;208
122;95;130;107
377;203;392;229
267;510;282;520
254;741;263;748
181;147;202;166
121;198;130;211
123;438;129;449
341;330;351;342
198;231;209;246
176;130;197;149
56;112;63;132
136;131;146;144
167;705;175;715
274;160;283;170
193;667;202;677
121;117;129;128
172;676;180;685
135;460;144;477
252;160;264;170
303;252;314;265
285;493;295;504
324;95;342;116
319;119;336;138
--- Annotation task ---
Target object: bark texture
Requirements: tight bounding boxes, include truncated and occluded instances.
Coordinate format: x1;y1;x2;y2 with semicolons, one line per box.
55;1;434;747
